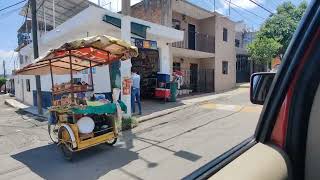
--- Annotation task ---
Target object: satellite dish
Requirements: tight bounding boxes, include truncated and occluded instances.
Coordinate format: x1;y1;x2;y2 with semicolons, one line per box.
77;116;95;134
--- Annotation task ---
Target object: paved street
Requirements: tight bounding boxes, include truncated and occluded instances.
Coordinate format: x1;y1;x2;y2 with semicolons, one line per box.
0;87;262;180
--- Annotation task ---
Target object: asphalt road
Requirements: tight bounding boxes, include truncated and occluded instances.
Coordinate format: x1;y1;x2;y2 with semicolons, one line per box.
0;88;261;180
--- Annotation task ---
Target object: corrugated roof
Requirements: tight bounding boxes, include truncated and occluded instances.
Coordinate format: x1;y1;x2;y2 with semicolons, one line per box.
19;0;101;27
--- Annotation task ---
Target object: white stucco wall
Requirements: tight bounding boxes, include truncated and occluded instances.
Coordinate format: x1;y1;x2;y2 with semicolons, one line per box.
16;6;183;106
14;75;36;105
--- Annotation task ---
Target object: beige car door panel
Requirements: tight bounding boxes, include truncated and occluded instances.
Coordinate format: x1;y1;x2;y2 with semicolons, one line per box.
209;143;289;180
305;84;320;180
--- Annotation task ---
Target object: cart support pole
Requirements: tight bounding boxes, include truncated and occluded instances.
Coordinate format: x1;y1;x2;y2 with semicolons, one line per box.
69;54;75;104
49;60;54;103
89;61;94;91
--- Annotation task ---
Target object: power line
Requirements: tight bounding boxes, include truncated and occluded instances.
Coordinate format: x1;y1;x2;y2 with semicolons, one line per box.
230;6;262;26
248;0;273;14
269;0;280;8
224;0;266;20
270;0;281;7
36;0;45;12
0;0;27;13
0;7;22;20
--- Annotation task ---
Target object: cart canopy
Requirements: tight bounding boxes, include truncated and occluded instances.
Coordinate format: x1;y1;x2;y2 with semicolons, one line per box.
16;35;138;75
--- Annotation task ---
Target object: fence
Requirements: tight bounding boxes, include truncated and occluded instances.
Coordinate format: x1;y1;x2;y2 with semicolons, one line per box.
172;30;215;54
175;68;214;95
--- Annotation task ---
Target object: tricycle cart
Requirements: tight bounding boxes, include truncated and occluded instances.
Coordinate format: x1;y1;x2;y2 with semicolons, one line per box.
16;35;138;160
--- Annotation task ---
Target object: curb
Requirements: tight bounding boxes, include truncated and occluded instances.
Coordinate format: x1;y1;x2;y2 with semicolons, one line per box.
137;104;189;123
4;99;47;121
136;85;249;123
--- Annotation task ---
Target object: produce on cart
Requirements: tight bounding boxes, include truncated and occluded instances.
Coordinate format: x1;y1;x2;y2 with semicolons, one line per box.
16;35;138;160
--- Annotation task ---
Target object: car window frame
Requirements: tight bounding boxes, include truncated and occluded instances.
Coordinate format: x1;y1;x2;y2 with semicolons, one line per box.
183;1;320;179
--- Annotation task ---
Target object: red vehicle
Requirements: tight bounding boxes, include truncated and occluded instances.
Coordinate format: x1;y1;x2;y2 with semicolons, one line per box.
184;0;320;179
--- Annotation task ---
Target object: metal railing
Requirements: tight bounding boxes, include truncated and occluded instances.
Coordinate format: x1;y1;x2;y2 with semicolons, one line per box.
172;30;215;53
174;68;215;94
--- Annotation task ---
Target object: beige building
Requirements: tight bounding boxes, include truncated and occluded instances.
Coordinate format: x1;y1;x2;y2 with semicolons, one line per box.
131;0;236;93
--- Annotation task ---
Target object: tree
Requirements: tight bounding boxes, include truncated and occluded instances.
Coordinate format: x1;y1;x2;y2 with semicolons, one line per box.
248;1;307;65
248;37;282;67
0;77;6;90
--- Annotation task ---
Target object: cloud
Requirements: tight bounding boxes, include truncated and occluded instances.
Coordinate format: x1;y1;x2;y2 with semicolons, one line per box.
0;49;18;74
0;50;16;59
90;0;142;12
218;0;264;13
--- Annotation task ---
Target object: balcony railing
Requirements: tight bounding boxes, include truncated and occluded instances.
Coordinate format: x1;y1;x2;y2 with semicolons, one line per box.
172;30;215;53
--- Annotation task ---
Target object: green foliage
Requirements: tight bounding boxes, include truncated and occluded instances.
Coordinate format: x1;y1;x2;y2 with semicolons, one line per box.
248;1;307;65
0;77;6;88
122;117;138;131
248;37;282;65
116;117;138;131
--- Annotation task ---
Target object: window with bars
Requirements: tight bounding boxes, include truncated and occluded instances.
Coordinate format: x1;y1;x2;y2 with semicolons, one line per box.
235;39;240;47
223;28;228;42
26;79;30;92
222;61;228;74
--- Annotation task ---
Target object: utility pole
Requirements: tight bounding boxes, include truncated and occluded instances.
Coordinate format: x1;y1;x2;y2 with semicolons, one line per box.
214;0;216;12
228;0;231;17
3;60;6;93
31;0;43;114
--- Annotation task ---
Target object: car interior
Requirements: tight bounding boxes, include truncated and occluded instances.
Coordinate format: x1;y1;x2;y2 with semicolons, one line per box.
184;0;320;179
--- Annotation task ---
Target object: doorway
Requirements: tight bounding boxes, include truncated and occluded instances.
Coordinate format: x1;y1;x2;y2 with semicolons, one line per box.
188;24;196;50
190;63;198;92
131;49;159;98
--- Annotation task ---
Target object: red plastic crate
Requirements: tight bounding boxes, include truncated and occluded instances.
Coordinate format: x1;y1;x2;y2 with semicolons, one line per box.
155;88;170;98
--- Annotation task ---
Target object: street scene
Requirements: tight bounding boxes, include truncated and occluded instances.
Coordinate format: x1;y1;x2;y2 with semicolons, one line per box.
0;85;261;179
0;0;312;179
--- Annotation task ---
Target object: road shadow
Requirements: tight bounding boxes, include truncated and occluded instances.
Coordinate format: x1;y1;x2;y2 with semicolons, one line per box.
12;143;139;180
14;109;46;122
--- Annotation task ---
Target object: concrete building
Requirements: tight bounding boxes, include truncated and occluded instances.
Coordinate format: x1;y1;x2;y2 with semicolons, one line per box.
14;1;183;108
130;0;237;93
234;21;265;82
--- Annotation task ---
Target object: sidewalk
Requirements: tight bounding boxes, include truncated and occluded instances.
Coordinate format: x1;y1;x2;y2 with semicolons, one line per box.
4;98;48;120
135;85;249;122
4;84;249;123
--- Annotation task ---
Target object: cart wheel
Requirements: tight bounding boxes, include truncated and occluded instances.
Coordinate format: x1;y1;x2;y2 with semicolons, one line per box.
105;138;117;146
48;123;59;144
58;127;73;161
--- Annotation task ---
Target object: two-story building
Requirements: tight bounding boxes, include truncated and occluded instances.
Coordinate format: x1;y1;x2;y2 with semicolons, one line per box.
14;0;183;107
131;0;236;93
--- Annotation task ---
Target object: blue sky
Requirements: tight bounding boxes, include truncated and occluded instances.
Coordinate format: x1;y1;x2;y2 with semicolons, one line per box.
0;0;309;74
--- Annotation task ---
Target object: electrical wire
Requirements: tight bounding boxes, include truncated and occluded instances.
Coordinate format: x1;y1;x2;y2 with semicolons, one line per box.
0;0;27;12
36;0;45;12
269;0;280;9
230;6;262;26
0;7;22;20
248;0;273;14
224;0;266;20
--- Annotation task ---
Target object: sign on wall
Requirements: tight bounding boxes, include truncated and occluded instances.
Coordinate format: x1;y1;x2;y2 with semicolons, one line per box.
131;38;157;50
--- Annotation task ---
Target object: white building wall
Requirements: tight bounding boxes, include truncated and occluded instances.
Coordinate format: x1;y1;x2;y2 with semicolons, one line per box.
16;6;183;106
14;75;36;105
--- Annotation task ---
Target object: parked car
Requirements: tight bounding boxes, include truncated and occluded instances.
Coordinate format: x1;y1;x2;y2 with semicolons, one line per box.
184;0;320;179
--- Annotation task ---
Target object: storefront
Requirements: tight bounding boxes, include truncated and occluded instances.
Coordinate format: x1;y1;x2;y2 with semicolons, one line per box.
15;5;183;109
131;38;159;98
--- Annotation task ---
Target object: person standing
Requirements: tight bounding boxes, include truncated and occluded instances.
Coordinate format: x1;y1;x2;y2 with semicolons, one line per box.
131;69;142;115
